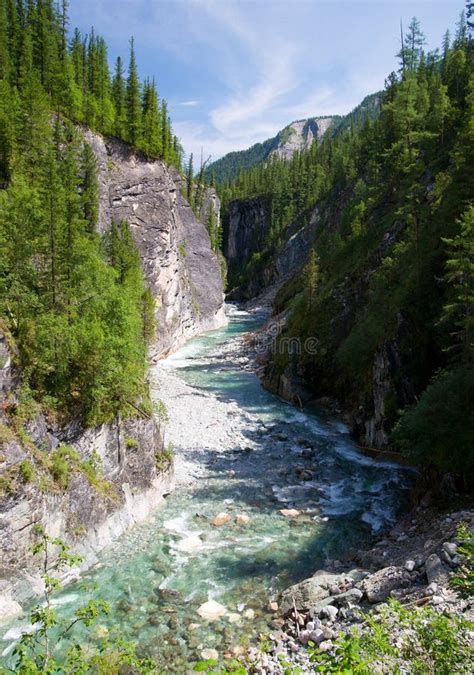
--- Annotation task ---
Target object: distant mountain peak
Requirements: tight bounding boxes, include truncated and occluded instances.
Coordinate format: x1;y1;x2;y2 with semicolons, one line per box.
206;92;382;184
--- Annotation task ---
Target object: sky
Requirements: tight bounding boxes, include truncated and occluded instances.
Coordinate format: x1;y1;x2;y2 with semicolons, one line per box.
69;0;464;162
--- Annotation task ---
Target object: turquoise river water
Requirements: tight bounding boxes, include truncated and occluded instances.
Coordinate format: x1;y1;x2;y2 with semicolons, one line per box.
1;309;414;671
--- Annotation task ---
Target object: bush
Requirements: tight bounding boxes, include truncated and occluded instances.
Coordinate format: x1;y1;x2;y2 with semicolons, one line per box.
18;460;35;483
309;601;474;674
394;367;474;476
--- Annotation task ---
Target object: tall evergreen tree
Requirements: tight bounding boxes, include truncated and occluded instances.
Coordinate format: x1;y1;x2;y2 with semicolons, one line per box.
126;36;141;146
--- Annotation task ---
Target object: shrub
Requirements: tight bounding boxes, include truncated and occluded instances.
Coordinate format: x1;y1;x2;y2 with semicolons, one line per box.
18;459;35;483
393;366;474;476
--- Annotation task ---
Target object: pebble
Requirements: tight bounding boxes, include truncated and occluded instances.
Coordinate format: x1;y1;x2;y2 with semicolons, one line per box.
280;508;301;518
211;512;231;526
405;560;416;572
426;582;438;595
309;629;325;644
431;595;444;606
268;601;279;612
243;608;255;619
318;640;333;652
201;648;219;661
197;600;227;621
320;605;338;622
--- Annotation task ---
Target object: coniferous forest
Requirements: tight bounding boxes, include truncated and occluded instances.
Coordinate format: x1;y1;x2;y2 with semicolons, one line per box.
0;0;181;427
219;13;474;481
0;1;473;673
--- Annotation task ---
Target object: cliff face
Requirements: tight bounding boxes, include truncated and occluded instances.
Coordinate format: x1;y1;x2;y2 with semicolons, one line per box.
86;131;227;357
225;188;417;453
0;329;174;619
271;117;334;160
225;198;319;301
0;132;227;619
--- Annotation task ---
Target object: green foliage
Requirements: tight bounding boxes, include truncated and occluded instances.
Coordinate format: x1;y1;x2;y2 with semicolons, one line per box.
18;459;35;482
5;526;156;673
219;16;474;477
451;522;474;597
309;601;474;674
0;0;182;171
0;119;154;426
394;367;474;476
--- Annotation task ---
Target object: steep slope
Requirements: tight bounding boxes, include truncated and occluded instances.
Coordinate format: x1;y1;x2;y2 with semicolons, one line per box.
207;116;337;184
87;131;226;358
0;131;227;619
220;37;474;481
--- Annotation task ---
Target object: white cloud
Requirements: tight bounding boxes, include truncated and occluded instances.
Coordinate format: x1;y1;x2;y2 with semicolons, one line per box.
177;100;201;107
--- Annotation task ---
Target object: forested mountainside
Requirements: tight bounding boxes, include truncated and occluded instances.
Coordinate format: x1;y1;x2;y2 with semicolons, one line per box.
221;15;474;486
206;116;338;185
0;0;225;615
207;93;381;187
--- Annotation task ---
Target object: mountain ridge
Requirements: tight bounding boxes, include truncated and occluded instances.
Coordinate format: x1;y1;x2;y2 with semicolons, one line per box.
206;92;381;184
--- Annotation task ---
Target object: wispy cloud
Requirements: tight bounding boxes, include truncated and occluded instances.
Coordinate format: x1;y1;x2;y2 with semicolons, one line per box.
70;0;462;162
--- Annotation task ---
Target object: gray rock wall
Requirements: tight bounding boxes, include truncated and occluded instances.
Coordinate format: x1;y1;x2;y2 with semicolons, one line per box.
85;131;227;357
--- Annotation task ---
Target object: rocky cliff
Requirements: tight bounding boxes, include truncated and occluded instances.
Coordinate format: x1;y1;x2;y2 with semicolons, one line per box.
206;116;338;184
224;185;418;454
86;131;227;357
271;117;334;160
0;132;227;620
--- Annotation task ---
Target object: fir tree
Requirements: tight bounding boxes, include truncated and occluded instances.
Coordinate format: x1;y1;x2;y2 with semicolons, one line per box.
126;36;141;146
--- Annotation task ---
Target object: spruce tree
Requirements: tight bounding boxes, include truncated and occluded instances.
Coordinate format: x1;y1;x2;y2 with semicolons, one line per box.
126;36;141;147
112;55;126;138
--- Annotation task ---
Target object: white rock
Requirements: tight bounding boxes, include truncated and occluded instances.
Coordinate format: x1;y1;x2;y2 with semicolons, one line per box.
227;612;242;624
279;508;300;518
431;595;444;605
197;600;227;621
0;596;23;621
243;608;255;619
201;648;219;661
319;640;333;652
405;560;416;572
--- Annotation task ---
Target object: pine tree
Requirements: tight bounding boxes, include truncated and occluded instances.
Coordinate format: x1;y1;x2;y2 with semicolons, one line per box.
112;55;126;138
441;205;474;364
80;141;98;232
303;249;320;309
141;78;161;157
186;152;194;206
126;37;141;146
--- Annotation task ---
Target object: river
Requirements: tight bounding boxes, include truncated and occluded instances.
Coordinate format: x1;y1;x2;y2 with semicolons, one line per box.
1;307;413;671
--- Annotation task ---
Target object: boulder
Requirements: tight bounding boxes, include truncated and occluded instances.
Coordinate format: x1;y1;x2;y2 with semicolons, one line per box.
279;571;343;615
362;566;411;603
443;542;457;557
334;588;363;606
279;509;300;518
212;512;231;526
197;600;227;621
425;554;449;586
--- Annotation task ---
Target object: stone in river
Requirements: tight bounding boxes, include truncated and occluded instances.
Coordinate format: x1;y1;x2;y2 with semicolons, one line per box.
236;514;250;525
280;508;301;518
197;600;228;621
201;648;219;660
243;608;255;619
212;512;231;526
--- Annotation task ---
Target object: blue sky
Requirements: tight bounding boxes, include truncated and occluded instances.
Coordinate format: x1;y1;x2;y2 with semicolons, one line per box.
69;0;464;161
